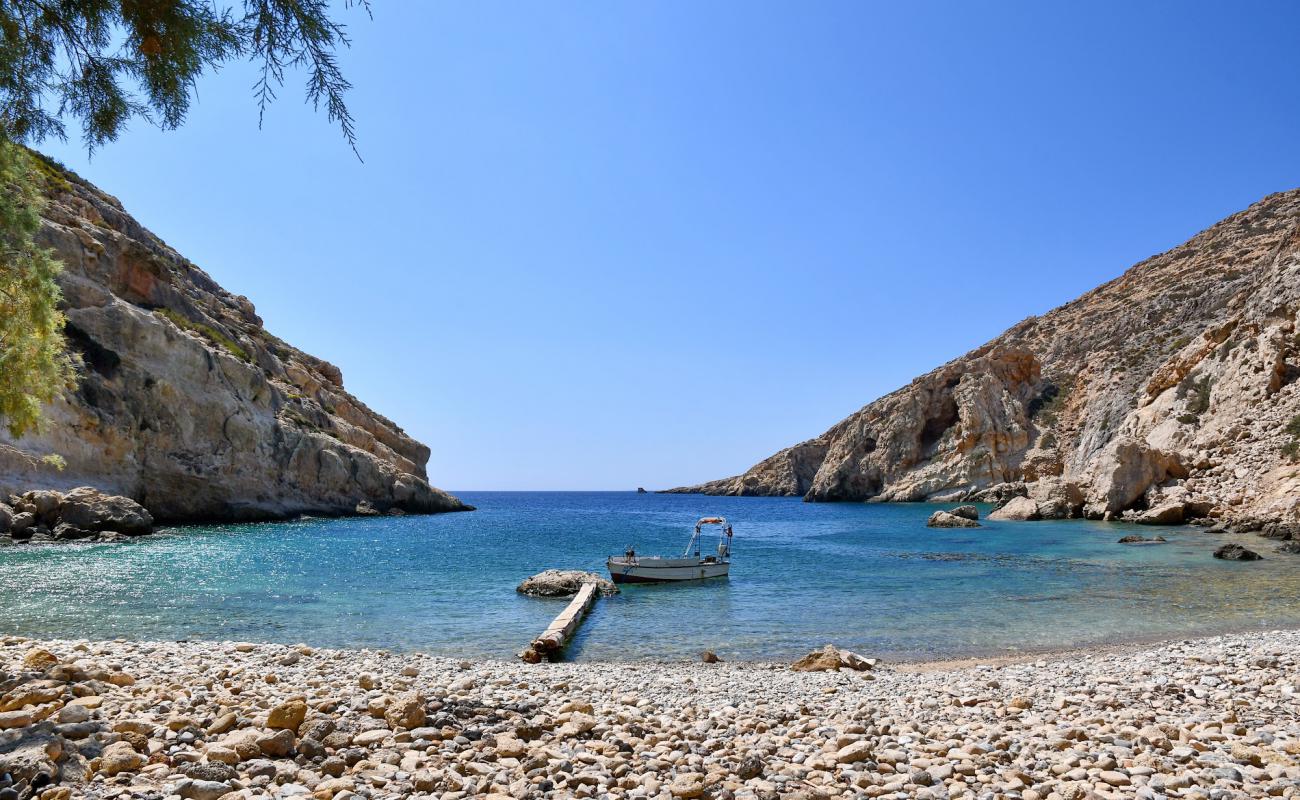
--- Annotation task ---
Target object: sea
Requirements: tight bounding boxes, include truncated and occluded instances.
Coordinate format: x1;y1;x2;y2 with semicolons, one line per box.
4;491;1298;662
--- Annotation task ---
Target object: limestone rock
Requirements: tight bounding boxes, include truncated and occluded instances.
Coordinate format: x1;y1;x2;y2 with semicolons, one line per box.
1135;501;1187;525
383;691;427;730
265;699;306;731
176;778;231;800
949;504;980;520
54;487;152;534
667;189;1300;531
98;740;145;776
0;159;470;523
835;741;873;764
927;510;979;528
255;728;295;757
516;570;618;597
791;644;875;672
989;496;1040;521
22;648;58;671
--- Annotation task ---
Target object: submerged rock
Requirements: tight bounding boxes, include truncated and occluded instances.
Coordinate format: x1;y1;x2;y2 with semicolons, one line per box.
516;570;618;597
1214;543;1262;561
1118;534;1167;544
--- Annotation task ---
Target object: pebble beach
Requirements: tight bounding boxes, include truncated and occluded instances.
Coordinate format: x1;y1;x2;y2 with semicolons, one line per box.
0;630;1296;800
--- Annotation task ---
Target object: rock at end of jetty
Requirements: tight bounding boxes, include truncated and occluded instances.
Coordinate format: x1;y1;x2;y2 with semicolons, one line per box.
1213;543;1262;561
791;644;876;672
927;510;979;528
517;569;618;597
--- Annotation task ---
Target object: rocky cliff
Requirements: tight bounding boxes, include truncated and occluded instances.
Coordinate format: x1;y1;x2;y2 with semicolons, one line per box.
671;189;1300;529
0;153;470;522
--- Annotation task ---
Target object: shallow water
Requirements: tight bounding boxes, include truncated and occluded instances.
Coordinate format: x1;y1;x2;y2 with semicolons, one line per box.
3;492;1297;661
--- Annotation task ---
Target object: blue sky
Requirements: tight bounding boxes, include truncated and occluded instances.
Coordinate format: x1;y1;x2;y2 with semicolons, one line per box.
41;1;1300;490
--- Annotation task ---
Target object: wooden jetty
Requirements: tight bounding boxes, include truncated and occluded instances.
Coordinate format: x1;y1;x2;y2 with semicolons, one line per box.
520;581;599;663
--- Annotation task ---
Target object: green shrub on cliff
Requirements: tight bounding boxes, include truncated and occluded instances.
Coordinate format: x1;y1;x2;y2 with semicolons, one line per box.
0;1;366;437
0;142;78;437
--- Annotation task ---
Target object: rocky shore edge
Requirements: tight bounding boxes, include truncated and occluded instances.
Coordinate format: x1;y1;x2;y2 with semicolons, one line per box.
0;630;1294;800
0;486;473;547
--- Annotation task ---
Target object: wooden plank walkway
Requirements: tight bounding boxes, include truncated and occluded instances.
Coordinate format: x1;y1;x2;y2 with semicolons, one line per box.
520;581;598;663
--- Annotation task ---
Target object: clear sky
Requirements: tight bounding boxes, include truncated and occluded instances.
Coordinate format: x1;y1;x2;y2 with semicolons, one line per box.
39;1;1300;491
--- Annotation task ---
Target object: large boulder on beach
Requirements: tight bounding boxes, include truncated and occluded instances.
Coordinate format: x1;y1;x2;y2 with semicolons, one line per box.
927;510;979;528
791;644;876;672
989;496;1040;521
516;570;618;597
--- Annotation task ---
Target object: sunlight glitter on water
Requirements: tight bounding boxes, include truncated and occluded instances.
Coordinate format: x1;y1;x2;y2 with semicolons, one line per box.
5;493;1298;661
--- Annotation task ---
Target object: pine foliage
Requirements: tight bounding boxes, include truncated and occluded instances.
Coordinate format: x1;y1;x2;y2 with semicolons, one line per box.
0;0;368;153
0;141;78;437
0;1;366;438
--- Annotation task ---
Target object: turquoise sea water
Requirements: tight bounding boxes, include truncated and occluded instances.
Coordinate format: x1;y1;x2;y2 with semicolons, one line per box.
3;492;1298;661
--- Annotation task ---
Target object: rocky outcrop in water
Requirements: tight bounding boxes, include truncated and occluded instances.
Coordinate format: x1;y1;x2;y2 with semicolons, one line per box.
0;154;469;522
670;189;1300;533
516;570;618;598
1;488;154;543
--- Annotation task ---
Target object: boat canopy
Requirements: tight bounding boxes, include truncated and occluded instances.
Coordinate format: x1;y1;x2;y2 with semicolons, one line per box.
686;516;733;557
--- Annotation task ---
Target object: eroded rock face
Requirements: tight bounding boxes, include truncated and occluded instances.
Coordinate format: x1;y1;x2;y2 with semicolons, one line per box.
671;189;1300;529
0;155;469;522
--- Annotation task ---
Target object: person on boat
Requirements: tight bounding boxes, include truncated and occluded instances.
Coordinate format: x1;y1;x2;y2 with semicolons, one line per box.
624;546;636;561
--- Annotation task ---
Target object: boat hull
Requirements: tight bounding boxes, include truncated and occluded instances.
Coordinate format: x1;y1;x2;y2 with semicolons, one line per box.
606;557;729;584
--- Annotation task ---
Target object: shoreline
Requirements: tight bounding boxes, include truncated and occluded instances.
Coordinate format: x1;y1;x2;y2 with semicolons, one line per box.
889;619;1300;672
1;628;1296;798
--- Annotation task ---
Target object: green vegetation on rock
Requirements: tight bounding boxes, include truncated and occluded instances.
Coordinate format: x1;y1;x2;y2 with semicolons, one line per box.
155;308;251;363
0;142;78;437
0;1;365;437
1283;415;1300;463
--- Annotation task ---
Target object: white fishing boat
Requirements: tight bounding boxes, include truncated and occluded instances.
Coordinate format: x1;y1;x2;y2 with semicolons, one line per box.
607;517;733;584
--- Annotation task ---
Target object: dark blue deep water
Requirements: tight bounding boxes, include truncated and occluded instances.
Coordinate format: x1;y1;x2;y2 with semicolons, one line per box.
4;492;1298;661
